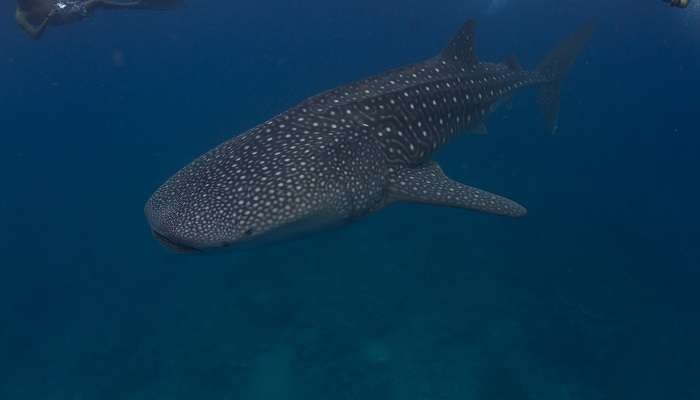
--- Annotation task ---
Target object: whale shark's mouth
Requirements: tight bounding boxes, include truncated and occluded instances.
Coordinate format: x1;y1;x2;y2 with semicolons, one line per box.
151;230;202;254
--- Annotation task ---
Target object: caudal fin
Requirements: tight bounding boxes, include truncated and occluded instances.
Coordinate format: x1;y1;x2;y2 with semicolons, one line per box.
536;21;595;134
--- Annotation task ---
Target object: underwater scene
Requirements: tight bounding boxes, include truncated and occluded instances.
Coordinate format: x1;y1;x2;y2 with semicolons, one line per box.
1;0;699;399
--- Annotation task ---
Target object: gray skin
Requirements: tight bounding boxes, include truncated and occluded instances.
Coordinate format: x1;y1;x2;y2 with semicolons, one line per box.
145;20;594;253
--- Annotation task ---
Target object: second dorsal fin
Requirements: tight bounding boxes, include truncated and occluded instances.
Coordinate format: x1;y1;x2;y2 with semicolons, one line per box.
441;20;479;66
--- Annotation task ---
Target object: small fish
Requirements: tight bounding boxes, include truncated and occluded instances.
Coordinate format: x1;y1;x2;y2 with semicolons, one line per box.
145;19;594;253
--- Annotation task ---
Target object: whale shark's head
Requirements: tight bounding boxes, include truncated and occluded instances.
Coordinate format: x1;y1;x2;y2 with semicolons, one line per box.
144;121;384;253
145;138;335;253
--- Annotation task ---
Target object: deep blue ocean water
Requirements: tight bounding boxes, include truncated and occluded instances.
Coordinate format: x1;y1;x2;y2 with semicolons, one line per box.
1;0;699;398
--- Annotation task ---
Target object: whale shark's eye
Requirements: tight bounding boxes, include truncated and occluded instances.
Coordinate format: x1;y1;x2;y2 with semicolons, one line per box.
244;228;254;237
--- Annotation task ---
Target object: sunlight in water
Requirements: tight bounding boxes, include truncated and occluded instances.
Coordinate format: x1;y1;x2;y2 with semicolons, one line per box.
485;0;509;15
681;1;700;36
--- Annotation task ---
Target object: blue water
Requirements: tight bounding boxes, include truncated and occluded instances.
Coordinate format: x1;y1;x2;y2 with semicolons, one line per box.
1;0;699;398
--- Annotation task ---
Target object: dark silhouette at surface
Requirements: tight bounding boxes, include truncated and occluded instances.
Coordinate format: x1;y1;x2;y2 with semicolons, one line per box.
664;0;690;8
15;0;181;39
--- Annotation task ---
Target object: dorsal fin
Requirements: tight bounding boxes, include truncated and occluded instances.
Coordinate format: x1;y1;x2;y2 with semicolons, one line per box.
504;55;522;71
441;20;479;66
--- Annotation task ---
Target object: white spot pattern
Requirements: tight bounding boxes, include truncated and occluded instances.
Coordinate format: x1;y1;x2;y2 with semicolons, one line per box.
145;20;541;251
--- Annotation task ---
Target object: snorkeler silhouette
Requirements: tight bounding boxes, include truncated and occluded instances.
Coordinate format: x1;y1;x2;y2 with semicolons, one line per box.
664;0;690;8
15;0;182;39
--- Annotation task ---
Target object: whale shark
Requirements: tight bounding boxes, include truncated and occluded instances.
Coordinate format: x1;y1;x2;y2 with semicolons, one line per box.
145;19;594;253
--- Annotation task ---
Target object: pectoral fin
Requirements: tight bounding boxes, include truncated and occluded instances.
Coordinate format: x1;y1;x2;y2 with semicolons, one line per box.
387;162;527;217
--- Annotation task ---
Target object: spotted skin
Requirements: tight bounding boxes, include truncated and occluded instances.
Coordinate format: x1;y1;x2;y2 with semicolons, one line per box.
145;20;593;252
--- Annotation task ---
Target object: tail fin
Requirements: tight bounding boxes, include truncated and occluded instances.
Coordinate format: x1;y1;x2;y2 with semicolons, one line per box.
536;21;595;134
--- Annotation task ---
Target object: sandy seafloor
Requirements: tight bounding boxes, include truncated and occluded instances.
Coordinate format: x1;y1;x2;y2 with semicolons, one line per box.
1;0;699;399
